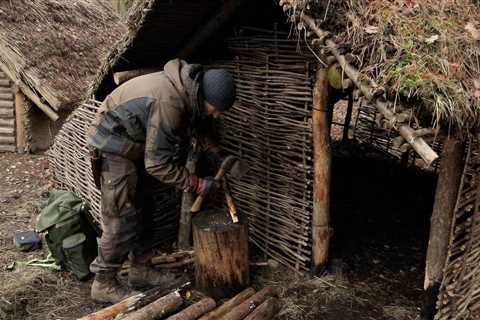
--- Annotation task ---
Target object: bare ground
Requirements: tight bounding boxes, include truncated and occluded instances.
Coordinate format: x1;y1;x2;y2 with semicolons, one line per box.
0;151;430;319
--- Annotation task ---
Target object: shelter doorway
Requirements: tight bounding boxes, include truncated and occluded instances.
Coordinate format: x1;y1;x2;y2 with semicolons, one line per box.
330;139;438;309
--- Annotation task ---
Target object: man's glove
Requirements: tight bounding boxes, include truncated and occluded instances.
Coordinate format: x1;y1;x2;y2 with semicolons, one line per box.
189;175;221;196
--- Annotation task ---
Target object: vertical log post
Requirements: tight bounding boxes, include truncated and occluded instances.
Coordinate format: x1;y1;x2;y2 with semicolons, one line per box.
193;209;249;300
422;136;465;320
343;92;354;141
311;67;333;274
14;87;27;153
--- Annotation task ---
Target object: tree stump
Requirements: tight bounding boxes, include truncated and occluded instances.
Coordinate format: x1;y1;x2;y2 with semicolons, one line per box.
193;209;249;300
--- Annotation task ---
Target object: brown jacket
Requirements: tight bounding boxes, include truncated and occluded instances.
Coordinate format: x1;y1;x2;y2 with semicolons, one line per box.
88;59;204;189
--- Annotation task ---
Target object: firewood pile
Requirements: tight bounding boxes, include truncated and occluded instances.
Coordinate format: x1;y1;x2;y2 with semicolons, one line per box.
79;285;278;320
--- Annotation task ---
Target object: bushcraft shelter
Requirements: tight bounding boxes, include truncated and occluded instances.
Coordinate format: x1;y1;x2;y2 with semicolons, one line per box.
49;0;480;319
0;0;126;153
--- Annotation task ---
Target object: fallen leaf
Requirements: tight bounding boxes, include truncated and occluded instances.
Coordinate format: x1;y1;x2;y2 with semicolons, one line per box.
425;34;439;44
365;25;379;34
465;22;480;41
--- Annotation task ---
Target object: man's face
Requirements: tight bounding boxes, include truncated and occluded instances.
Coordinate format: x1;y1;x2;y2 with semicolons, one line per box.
204;101;223;119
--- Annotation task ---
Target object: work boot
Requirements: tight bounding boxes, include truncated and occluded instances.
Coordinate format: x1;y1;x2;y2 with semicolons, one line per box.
91;274;140;304
128;264;189;289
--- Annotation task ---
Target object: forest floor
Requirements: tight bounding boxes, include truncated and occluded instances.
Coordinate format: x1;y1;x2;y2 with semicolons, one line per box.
0;147;433;319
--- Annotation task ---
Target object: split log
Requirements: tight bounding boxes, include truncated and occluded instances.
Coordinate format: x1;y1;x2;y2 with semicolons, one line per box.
311;67;332;275
78;293;146;320
122;291;184;320
243;297;278;320
300;13;439;166
113;68;161;86
166;298;216;320
222;287;274;320
79;285;187;320
193;209;249;300
199;287;256;320
422;136;465;320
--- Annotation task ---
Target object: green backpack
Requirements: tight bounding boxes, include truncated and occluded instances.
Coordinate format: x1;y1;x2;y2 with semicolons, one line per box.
37;190;98;280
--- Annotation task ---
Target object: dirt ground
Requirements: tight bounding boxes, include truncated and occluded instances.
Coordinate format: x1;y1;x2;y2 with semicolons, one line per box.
0;149;432;319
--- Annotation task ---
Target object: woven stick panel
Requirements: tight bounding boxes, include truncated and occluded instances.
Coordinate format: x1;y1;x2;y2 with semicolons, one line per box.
353;102;443;169
437;140;480;320
214;32;316;272
48;101;181;246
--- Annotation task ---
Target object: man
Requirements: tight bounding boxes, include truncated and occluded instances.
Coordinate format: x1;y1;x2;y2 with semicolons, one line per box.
87;58;236;303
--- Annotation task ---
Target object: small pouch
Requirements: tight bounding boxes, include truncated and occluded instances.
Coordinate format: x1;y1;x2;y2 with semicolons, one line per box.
13;231;42;252
62;233;91;280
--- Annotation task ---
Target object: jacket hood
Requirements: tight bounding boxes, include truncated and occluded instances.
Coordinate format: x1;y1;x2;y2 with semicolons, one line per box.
163;59;203;124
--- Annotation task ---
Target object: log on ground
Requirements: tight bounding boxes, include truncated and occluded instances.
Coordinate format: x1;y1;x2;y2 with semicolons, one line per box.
243;297;278;320
122;291;183;320
166;298;216;320
223;287;274;320
199;287;256;320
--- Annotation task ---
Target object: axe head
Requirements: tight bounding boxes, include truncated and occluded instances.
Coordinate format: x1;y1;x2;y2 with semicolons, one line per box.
220;155;249;178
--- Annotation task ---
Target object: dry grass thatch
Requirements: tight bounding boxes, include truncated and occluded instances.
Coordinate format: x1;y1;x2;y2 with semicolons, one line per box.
0;0;126;111
283;0;480;131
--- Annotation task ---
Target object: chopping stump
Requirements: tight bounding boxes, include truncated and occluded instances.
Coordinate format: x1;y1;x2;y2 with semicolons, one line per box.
193;209;249;300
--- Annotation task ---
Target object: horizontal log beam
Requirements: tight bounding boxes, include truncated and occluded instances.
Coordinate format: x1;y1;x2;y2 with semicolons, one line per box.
0;108;13;118
0;126;14;135
0;100;13;108
113;67;161;85
0;136;15;144
300;13;439;166
0;144;16;152
0;93;13;100
0;118;14;126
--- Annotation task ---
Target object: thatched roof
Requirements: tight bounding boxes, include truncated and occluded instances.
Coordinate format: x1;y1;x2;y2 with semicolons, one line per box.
90;0;229;100
282;0;480;131
0;0;126;112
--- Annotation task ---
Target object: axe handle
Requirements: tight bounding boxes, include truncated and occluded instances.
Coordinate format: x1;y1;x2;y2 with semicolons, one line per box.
191;168;227;213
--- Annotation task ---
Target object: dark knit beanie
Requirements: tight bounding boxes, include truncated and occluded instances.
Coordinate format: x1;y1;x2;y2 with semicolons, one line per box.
201;69;236;111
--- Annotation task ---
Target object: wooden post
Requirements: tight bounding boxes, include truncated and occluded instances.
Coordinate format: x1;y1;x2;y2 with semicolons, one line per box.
14;87;27;153
422;136;465;320
343;92;354;141
193;209;249;300
311;67;332;275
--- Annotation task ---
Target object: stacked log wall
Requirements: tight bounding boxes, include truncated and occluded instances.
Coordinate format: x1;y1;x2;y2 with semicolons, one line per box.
0;71;15;152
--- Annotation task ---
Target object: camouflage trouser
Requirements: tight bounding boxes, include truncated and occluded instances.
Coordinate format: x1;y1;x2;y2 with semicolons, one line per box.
90;153;151;275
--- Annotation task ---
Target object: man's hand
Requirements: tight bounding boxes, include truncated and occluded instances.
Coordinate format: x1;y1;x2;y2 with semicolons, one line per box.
189;175;220;196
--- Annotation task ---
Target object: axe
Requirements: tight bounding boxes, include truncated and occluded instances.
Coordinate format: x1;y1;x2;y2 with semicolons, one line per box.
190;156;247;221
